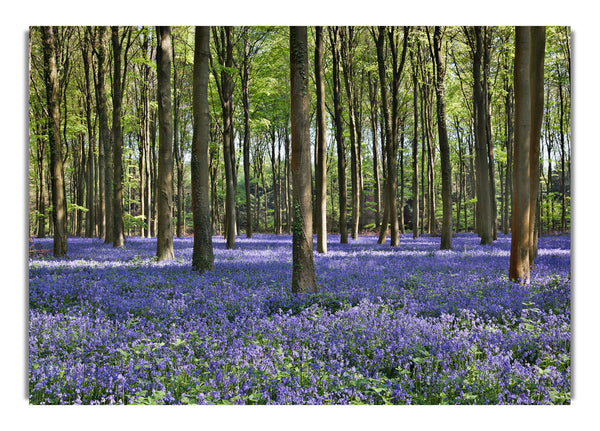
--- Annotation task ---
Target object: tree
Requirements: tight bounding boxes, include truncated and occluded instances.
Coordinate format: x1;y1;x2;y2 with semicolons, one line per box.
156;26;175;261
191;26;214;272
467;26;493;245
314;26;327;254
41;26;68;256
110;26;133;247
290;26;317;295
212;26;237;249
509;26;546;284
433;26;453;249
329;26;348;244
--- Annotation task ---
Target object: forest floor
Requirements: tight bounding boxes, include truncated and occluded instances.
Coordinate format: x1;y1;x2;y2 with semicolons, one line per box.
28;232;571;405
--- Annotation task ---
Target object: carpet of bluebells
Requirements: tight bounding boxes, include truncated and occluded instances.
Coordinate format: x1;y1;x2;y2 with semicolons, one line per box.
28;233;571;405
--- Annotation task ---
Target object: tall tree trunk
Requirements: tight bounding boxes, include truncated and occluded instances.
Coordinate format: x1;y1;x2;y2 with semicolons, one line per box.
156;26;175;261
41;26;67;256
191;26;214;272
472;26;493;245
242;30;253;238
433;27;453;249
509;26;545;284
81;34;96;238
94;26;111;243
172;37;184;238
557;65;567;232
111;26;126;247
411;46;420;239
315;27;327;254
212;26;236;249
315;27;327;253
528;26;546;264
329;26;348;243
290;26;317;295
510;26;532;284
368;73;381;229
340;27;361;240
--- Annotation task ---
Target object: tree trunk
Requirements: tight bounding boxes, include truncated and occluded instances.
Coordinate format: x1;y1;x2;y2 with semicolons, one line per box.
290;26;317;295
329;27;348;243
528;26;546;264
368;73;381;230
111;26;126;248
94;26;111;243
433;27;453;249
191;26;214;272
411;46;420;239
156;26;175;261
509;26;544;283
472;26;493;245
340;27;361;240
41;26;67;256
81;35;96;238
315;27;327;253
213;26;237;249
242;30;253;238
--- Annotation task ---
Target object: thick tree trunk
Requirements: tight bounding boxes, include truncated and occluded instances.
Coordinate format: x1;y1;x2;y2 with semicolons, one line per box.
290;26;317;295
156;26;175;261
41;26;67;256
509;26;544;284
191;26;214;272
433;27;453;250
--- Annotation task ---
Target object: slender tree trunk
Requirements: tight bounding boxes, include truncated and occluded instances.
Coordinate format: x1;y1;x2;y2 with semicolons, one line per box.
290;26;317;295
94;26;111;243
315;26;327;254
156;26;175;261
368;73;381;230
528;26;546;264
411;47;420;239
191;26;214;272
111;26;126;247
433;27;453;249
329;26;348;243
340;27;361;240
242;31;253;238
213;26;237;249
472;27;493;245
41;26;67;256
81;37;96;238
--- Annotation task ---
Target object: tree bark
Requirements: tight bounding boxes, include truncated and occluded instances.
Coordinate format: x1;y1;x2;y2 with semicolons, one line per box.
433;27;453;249
241;29;253;238
290;26;317;295
156;26;175;261
41;26;68;256
410;45;420;239
472;26;493;245
329;26;348;243
315;26;328;254
111;26;126;247
528;26;546;264
191;26;214;272
212;26;237;249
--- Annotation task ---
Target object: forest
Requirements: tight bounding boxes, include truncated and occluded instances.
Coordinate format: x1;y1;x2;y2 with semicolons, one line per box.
28;26;571;406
